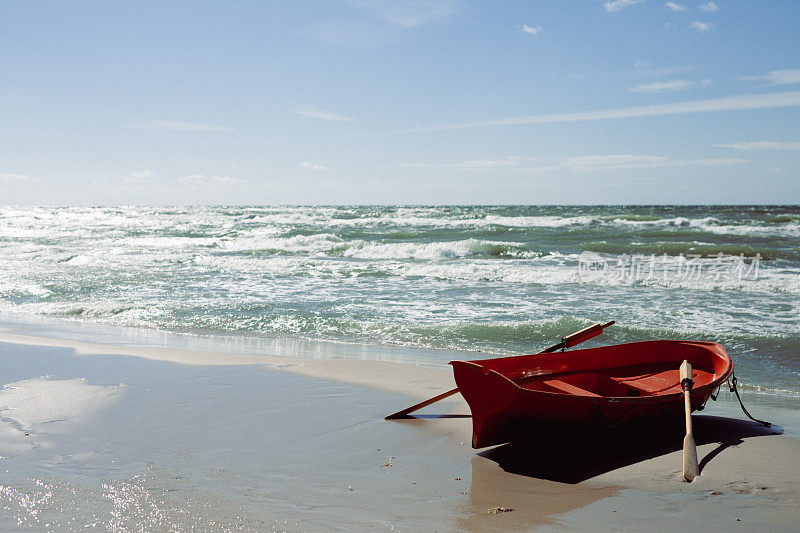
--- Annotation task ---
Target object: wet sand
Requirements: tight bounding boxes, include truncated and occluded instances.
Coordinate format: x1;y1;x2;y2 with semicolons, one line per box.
1;324;799;531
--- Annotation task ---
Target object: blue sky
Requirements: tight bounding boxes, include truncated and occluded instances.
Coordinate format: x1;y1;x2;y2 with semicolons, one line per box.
2;0;799;204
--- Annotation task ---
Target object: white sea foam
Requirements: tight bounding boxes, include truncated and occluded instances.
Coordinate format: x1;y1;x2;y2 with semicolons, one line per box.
583;267;800;294
608;215;800;237
3;206;798;239
341;238;534;260
5;283;54;298
218;233;347;255
127;236;220;248
216;234;537;260
60;254;96;266
229;208;800;237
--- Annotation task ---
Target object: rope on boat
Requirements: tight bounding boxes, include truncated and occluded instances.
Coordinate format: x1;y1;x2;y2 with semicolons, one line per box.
727;373;772;427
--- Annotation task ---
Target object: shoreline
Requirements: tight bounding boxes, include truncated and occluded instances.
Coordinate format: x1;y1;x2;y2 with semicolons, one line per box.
1;319;799;530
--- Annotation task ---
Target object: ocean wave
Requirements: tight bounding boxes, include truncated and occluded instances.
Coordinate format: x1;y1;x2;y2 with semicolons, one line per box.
732;384;800;398
239;210;800;237
125;236;220;249
580;241;796;260
341;239;536;260
0;301;165;323
584;272;800;294
766;213;800;224
216;234;538;260
51;254;99;266
3;207;799;242
220;233;348;254
245;211;800;238
158;314;604;356
688;220;800;238
0;283;53;299
604;215;800;237
2;295;796;395
174;250;800;293
405;259;800;293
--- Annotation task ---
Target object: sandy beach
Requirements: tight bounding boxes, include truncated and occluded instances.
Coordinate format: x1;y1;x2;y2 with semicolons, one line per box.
4;0;800;529
1;319;798;531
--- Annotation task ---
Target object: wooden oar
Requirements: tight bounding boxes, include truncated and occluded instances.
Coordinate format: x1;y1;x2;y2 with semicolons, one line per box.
680;360;699;482
385;320;615;419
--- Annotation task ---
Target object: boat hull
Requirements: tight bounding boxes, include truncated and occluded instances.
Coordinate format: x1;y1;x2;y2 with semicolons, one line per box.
451;340;733;448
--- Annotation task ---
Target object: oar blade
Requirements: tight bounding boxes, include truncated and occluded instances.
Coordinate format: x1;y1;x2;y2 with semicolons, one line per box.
680;359;699;482
683;433;699;482
562;320;615;348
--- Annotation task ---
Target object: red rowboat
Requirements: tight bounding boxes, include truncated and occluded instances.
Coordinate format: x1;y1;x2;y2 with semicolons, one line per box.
451;340;733;448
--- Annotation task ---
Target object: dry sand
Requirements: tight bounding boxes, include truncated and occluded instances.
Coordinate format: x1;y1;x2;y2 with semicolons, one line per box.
0;323;798;531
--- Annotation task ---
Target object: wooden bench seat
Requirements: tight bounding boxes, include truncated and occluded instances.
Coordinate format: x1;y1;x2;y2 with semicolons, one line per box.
542;379;601;397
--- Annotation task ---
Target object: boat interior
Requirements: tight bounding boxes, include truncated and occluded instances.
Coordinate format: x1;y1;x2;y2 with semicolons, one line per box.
515;363;714;398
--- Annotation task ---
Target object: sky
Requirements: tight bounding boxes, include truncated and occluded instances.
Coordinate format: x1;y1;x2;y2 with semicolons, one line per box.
1;0;799;205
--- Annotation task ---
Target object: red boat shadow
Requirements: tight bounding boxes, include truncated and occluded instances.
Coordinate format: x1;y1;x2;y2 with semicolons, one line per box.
476;414;782;484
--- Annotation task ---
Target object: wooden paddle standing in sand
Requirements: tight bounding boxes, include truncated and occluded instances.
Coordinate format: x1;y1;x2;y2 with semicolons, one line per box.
680;360;699;482
385;321;615;419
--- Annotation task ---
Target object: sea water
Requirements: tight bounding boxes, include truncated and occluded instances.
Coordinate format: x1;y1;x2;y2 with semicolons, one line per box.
1;205;798;397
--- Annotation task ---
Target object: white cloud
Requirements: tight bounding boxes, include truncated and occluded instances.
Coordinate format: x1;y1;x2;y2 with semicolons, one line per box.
136;120;234;132
665;2;687;12
741;69;800;86
713;141;800;151
690;21;713;32
605;0;644;12
630;79;693;93
212;176;239;185
639;65;697;78
564;155;670;170
399;154;749;173
0;173;29;182
399;157;537;170
558;155;745;171
293;109;355;122
178;174;206;185
411;91;800;132
522;25;542;35
123;170;154;183
346;0;456;28
684;158;749;167
300;161;329;171
178;174;241;185
459;158;526;168
698;1;717;12
399;155;745;172
302;22;385;48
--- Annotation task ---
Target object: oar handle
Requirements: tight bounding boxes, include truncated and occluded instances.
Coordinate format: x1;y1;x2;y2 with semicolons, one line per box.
385;388;459;419
538;320;616;353
680;360;695;436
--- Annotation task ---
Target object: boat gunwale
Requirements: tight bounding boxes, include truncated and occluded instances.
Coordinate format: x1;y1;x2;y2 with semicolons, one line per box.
450;339;734;404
